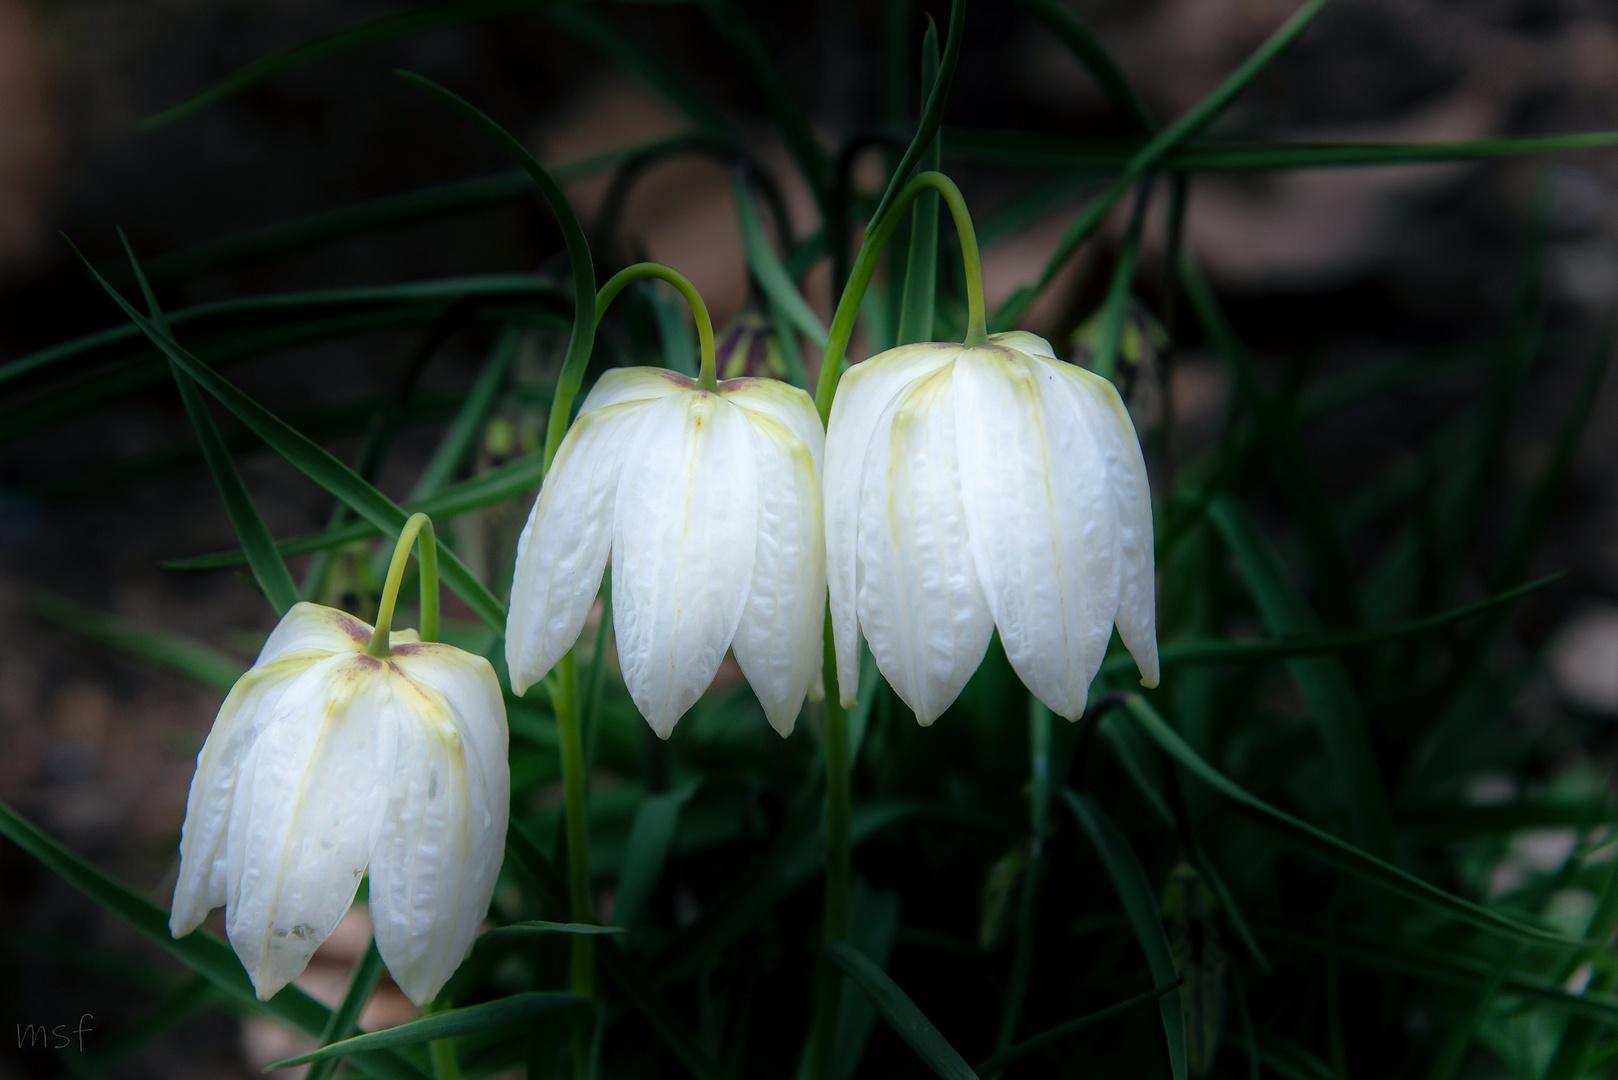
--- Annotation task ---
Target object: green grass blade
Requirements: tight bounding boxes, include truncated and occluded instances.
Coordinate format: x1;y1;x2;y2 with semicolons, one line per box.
478;922;625;942
824;941;979;1080
895;22;941;348
31;590;246;691
1004;0;1152;132
68;242;508;633
397;73;596;476
1063;792;1187;1080
701;0;830;203
645;281;698;376
0;800;428;1080
943;129;1618;172
974;981;1181;1074
1423;950;1516;1080
734;177;828;346
614;782;701;933
142;0;552;129
306;941;385;1080
149;141;663;284
1208;496;1390;852
1123;695;1580;947
545;6;730;138
828;881;903;1080
1103;572;1562;673
868;0;963;229
0;274;561;390
269;993;586;1068
165;450;548;570
120;233;302;615
502;823;726;1080
990;0;1330;327
410;326;521;500
1183;260;1360;627
1087;188;1147;381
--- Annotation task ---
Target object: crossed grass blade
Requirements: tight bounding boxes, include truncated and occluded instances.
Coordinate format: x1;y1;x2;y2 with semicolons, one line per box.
824;941;979;1080
270;993;588;1068
0;801;429;1080
67;239;508;634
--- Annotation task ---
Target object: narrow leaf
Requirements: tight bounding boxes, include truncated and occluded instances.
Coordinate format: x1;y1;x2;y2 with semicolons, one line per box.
306;941;384;1080
895;21;942;348
1005;0;1152;132
478;921;626;942
868;0;964;229
615;781;701;933
1064;791;1188;1080
410;325;521;500
31;590;246;691
67;242;508;633
0;800;427;1080
973;981;1180;1074
269;993;586;1067
825;941;979;1080
1123;696;1582;946
144;0;553;128
734;178;829;346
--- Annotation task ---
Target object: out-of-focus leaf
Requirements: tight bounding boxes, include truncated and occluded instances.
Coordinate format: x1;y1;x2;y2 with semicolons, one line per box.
269;993;586;1067
829;881;903;1080
1064;792;1188;1080
1395;802;1617;835
825;941;979;1080
868;0;963;229
734;177;828;346
990;0;1331;328
478;922;625;943
305;942;384;1080
121;233;302;616
69;242;508;633
1005;0;1152;132
1423;950;1516;1080
1124;696;1581;946
31;590;246;691
148;142;667;283
974;981;1181;1074
410;326;521;501
143;0;558;128
1208;496;1389;853
0;801;427;1080
614;781;701;933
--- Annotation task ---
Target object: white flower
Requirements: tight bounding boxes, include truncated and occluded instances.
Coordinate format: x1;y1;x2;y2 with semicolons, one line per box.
169;602;509;1006
506;369;826;739
824;331;1159;725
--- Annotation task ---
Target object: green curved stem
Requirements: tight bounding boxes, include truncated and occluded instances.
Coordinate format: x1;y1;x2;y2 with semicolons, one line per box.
365;512;438;656
597;263;718;391
814;170;985;423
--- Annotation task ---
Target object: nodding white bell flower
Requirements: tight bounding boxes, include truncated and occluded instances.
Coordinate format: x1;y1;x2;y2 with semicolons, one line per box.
824;331;1158;726
169;601;509;1006
506;368;826;739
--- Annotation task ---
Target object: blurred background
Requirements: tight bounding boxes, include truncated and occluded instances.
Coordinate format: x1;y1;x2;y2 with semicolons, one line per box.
2;0;1618;1076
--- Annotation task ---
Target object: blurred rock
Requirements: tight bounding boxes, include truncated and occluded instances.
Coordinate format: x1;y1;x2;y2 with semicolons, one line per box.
1549;606;1618;715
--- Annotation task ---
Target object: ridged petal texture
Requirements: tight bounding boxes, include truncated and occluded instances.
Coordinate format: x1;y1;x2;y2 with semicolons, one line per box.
825;333;1158;724
505;369;826;738
170;602;509;1006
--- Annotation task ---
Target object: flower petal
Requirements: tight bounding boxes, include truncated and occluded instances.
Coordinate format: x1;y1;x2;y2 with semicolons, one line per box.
989;330;1058;361
577;366;695;414
170;649;325;937
223;655;397;1000
856;362;993;725
1048;360;1159;687
720;377;826;475
731;410;826;736
612;392;759;737
953;344;1121;720
254;601;370;665
823;343;961;707
369;647;509;1006
505;400;647;695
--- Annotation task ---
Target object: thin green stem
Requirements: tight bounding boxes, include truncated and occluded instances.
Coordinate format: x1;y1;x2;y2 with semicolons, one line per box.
553;650;594;1079
365;512;438;656
426;993;464;1080
597;262;719;391
807;616;851;1080
814;170;984;423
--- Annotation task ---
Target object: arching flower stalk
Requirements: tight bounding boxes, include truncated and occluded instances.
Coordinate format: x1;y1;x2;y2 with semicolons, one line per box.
170;514;509;1007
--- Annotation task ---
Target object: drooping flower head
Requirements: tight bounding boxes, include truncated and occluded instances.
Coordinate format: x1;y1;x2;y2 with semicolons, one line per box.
170;600;509;1006
506;368;826;738
824;330;1158;725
